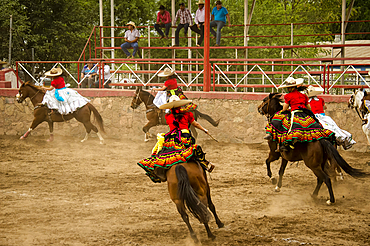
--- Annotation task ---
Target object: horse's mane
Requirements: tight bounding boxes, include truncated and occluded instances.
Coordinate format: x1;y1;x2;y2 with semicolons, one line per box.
140;89;155;99
23;81;43;91
268;93;284;113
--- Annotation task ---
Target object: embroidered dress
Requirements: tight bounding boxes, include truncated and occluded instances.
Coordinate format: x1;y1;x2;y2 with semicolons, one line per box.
138;111;207;183
41;77;90;115
266;90;334;146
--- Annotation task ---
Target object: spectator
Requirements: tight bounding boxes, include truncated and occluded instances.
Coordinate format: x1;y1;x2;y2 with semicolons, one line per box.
95;64;111;88
190;0;205;47
210;0;231;46
173;3;193;47
154;5;171;39
0;61;7;70
120;21;140;59
80;60;98;88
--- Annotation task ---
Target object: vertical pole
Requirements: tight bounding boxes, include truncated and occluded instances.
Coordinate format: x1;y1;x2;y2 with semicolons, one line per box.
111;0;115;80
291;23;293;71
8;15;13;65
171;0;176;69
203;0;211;92
244;0;248;92
99;0;104;59
341;0;346;87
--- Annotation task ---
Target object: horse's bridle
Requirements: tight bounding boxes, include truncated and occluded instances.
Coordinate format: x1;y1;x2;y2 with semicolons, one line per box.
258;98;273;122
132;90;154;109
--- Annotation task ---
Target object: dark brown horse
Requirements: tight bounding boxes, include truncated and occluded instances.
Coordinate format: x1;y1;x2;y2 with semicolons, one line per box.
131;87;220;141
166;162;224;242
258;93;368;204
16;82;105;143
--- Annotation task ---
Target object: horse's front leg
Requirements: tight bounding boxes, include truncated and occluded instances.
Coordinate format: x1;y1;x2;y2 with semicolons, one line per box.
275;158;288;192
143;113;158;142
266;140;280;185
20;109;46;140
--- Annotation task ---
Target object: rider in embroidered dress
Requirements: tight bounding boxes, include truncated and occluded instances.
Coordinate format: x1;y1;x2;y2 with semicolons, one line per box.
306;85;355;150
41;68;90;115
152;68;197;112
138;95;214;183
265;77;334;152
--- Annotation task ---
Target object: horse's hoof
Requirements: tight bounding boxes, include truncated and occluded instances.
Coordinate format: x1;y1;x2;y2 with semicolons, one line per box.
275;186;281;192
144;139;150;142
46;138;53;142
218;222;225;228
100;140;105;145
20;136;25;140
326;200;333;205
270;177;277;185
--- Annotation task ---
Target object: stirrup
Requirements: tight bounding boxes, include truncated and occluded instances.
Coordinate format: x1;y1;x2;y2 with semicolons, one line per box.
207;163;215;173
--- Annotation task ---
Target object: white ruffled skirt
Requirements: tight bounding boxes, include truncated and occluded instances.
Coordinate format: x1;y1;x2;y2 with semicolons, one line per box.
41;88;90;115
315;114;356;147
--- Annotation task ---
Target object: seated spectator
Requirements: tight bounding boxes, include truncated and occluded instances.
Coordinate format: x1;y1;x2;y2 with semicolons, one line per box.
210;1;231;46
120;21;140;59
154;5;171;39
190;0;205;46
80;61;98;88
95;64;111;88
173;3;192;47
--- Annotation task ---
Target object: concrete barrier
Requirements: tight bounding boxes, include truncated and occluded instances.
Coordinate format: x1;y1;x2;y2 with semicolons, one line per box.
0;88;368;151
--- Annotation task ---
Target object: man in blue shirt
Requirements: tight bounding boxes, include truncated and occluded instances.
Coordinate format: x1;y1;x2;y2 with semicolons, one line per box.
210;1;231;46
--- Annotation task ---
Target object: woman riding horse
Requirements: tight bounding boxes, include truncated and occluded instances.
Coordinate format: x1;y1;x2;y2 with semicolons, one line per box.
138;95;214;183
41;68;90;115
265;77;335;151
152;68;197;112
307;85;356;150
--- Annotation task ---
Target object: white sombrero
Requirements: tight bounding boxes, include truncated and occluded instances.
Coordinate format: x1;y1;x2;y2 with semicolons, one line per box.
278;77;304;89
126;21;136;29
159;95;192;109
158;68;175;77
45;68;63;77
306;85;324;97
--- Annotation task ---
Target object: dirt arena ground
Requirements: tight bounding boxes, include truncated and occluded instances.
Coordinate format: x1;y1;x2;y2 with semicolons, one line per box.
1;134;370;246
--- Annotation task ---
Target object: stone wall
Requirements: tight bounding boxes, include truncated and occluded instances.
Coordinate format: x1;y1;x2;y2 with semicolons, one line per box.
0;92;368;151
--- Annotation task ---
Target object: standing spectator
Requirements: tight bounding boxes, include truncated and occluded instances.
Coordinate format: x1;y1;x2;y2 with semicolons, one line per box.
210;1;231;46
154;5;172;39
95;64;111;88
120;21;140;59
190;0;205;46
173;3;193;47
80;60;98;88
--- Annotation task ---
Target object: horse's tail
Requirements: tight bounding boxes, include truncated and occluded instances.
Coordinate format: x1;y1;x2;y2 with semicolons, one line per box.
193;110;220;127
175;165;210;224
319;139;368;178
87;103;105;134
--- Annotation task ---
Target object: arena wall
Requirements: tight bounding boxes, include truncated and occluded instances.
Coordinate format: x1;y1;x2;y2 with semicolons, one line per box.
0;88;368;152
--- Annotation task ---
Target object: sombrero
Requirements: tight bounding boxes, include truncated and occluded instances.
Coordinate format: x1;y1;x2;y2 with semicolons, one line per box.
159;95;192;109
0;61;7;65
45;68;63;77
126;21;136;29
196;0;205;4
278;77;304;89
158;68;175;77
306;85;324;97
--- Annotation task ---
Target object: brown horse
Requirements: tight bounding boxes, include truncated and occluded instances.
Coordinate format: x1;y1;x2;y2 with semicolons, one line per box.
258;93;368;204
16;82;105;143
167;162;224;242
131;87;220;141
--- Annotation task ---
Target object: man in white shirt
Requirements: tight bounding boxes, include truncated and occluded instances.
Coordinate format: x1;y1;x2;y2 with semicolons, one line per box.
120;21;140;58
173;3;193;47
190;0;205;47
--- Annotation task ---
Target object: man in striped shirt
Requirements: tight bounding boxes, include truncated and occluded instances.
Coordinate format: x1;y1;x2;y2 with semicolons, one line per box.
190;0;205;46
154;5;172;39
173;3;193;47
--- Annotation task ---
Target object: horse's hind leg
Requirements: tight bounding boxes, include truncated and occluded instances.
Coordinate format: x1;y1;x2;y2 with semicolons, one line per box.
205;182;224;228
175;201;199;243
311;168;335;205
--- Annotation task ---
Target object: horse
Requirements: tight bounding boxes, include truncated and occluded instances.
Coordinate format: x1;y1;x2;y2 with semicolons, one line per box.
348;89;370;144
258;93;368;205
131;87;220;141
16;82;105;144
166;162;224;242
